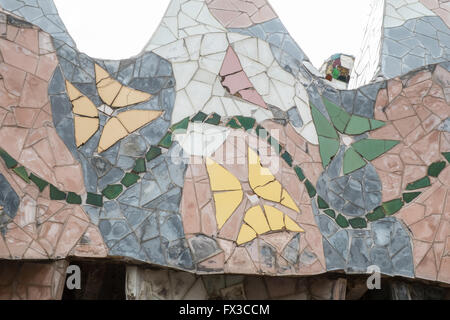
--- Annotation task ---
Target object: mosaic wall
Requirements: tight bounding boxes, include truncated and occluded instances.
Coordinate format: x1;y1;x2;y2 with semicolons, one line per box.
0;0;448;288
350;0;450;88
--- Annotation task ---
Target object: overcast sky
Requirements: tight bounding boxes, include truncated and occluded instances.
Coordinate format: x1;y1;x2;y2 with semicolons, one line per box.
54;0;373;68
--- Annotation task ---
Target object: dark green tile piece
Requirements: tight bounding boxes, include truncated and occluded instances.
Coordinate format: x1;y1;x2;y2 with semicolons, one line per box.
406;176;431;190
29;173;48;192
443;152;450;163
133;158;146;173
318;136;340;168
382;199;404;215
0;148;18;169
255;125;268;139
191;111;207;123
294;166;306;181
158;132;173;149
370;119;385;130
366;207;386;222
121;173;140;187
428;161;446;177
352;139;399;161
310;103;339;139
50;185;66;201
349;217;367;229
205;113;221;125
335;214;349;228
403;192;421;203
268;136;282;154
324;209;336;219
146;146;162;161
305;180;316;198
281;151;293;167
87;193;103;207
226;118;241;129
102;184;123;200
236;116;256;131
343;147;367;175
317;196;329;209
13;166;30;183
345;115;370;135
323;97;351;133
170;117;189;132
67;192;82;205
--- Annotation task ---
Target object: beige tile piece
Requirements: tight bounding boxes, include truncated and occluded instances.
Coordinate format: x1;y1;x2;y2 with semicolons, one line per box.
98;117;128;153
116;110;163;133
74;116;99;147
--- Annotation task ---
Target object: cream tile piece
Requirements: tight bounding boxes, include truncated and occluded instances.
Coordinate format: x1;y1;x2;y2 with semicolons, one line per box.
214;190;243;229
206;157;241;191
72;97;99;118
264;206;285;231
237;223;257;245
281;190;300;213
285;215;305;233
116;110;163;133
74;116;99;147
98;117;129;153
244;206;270;235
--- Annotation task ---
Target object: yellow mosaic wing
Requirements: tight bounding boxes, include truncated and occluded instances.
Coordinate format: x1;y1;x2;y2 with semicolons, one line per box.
66;80;99;147
98;110;163;153
248;148;300;212
237;205;305;245
95;64;152;108
206;158;243;229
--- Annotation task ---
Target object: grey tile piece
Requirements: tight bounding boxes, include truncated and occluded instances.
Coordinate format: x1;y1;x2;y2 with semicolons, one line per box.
83;205;101;226
144;187;182;213
100;219;131;244
98;167;124;191
100;201;123;220
347;237;371;273
438;117;450;132
0;0;22;11
0;174;20;221
188;235;221;262
371;220;394;247
159;213;184;242
18;6;43;22
119;134;148;158
136;212;159;242
282;234;300;265
140;179;162;207
90;157;112;178
392;246;415;278
110;233;143;260
329;230;349;261
119;204;149;230
354;90;374;118
318;215;339;238
117;183;141;207
370;247;394;275
322;239;346;271
163;238;194;270
142;237;166;265
151;161;171;193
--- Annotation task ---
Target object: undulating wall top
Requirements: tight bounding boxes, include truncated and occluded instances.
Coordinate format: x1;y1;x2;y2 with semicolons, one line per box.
0;0;448;285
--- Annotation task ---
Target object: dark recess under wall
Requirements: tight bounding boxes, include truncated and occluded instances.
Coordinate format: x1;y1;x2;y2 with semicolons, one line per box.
62;260;125;300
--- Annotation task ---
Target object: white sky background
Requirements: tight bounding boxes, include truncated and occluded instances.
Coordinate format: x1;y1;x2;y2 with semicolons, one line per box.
54;0;373;68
